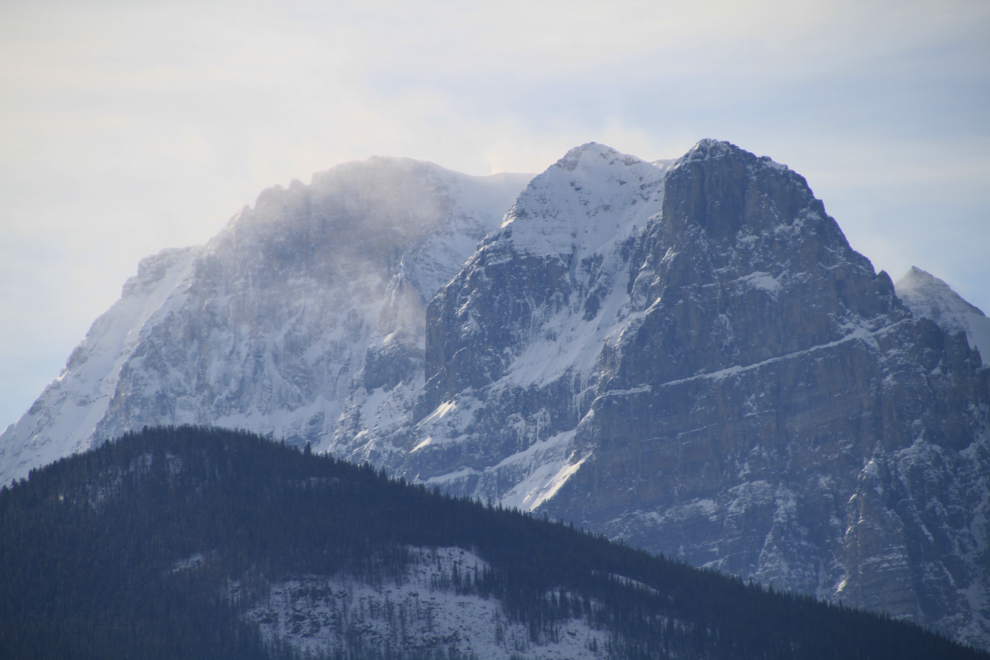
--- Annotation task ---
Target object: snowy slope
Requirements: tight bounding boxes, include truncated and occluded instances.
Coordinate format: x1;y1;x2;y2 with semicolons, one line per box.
0;159;531;487
399;140;990;650
239;547;609;659
2;140;988;650
391;145;676;506
895;265;990;362
0;247;199;484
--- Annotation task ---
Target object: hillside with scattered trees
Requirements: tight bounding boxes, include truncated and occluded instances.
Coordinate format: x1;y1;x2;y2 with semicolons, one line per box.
1;426;985;659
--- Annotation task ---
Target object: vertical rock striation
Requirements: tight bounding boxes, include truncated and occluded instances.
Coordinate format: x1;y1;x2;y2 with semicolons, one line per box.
412;141;990;647
2;140;988;648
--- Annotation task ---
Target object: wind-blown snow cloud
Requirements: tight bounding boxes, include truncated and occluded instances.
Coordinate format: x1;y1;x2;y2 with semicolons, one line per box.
1;0;988;430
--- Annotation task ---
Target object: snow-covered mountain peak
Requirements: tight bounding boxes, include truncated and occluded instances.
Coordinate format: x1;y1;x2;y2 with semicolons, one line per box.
492;144;667;260
897;266;985;316
0;156;531;487
4;142;990;652
895;266;990;361
555;142;642;170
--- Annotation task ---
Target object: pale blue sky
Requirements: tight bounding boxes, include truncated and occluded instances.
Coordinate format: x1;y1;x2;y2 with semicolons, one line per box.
1;0;988;431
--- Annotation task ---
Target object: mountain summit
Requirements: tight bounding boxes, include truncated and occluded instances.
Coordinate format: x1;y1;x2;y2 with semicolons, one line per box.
895;265;990;360
2;141;988;649
0;159;532;484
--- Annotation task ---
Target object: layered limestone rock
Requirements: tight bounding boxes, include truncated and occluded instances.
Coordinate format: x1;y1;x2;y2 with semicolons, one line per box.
408;141;990;647
390;145;675;508
2;140;988;649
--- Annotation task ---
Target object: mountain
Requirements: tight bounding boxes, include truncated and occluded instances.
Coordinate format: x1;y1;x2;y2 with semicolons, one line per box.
2;425;984;660
2;140;989;649
396;141;990;648
895;266;990;361
0;158;531;485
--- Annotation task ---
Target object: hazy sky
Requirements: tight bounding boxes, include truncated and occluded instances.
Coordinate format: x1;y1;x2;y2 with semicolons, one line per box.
1;0;988;432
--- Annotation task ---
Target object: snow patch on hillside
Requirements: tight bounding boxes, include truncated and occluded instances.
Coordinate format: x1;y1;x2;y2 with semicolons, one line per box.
496;431;587;511
239;546;608;659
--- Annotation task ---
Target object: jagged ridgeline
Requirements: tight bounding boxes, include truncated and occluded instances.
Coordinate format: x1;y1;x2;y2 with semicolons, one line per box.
5;141;990;649
0;427;983;660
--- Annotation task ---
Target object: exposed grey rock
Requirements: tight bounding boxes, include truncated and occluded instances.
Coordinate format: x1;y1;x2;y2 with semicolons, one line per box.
2;140;988;649
406;141;990;648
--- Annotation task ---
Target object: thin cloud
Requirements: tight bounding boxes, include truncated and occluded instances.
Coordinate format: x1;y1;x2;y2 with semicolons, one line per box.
0;0;987;430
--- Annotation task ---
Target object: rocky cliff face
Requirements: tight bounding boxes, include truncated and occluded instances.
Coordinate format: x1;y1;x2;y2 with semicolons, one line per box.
2;140;988;648
537;144;990;647
393;141;990;647
0;158;531;483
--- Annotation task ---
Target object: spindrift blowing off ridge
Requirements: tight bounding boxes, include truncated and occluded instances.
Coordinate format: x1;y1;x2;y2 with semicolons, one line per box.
3;140;989;650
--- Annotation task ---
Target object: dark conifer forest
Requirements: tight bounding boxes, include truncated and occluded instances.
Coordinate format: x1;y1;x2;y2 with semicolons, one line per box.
0;426;985;659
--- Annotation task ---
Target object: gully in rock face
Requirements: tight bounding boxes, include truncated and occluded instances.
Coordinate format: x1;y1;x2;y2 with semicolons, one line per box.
3;140;988;650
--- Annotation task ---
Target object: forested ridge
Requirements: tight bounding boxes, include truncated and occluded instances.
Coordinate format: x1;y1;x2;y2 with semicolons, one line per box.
0;426;984;659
